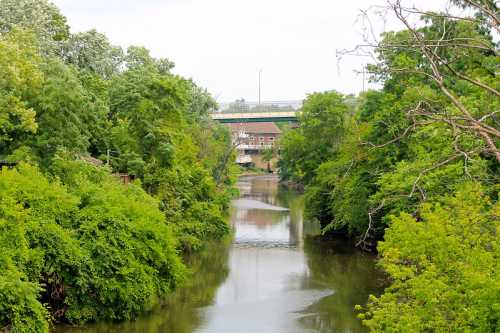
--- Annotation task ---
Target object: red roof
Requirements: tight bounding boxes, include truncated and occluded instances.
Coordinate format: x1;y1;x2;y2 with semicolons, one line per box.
225;122;281;134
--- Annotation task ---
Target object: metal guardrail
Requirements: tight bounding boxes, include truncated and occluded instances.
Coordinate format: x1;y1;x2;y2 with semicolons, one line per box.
215;100;303;114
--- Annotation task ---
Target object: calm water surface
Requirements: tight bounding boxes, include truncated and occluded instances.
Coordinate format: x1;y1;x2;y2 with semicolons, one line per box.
57;175;383;333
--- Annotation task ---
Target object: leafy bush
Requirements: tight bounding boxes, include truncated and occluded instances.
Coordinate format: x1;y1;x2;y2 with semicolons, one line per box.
0;161;186;330
0;197;49;333
362;184;500;332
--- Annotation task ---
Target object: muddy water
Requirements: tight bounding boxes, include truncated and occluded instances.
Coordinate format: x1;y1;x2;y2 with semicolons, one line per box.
57;175;383;333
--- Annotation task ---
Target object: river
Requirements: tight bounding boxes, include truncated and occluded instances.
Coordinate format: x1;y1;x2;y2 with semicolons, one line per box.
57;175;383;333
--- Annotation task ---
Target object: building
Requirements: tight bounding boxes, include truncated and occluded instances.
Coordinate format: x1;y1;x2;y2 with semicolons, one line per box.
225;122;281;169
226;122;281;150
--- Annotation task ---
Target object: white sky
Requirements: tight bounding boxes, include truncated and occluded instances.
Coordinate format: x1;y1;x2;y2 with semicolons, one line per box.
51;0;445;102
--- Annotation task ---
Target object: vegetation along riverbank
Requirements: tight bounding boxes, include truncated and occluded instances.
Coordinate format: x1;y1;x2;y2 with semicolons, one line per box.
0;0;238;331
278;0;499;331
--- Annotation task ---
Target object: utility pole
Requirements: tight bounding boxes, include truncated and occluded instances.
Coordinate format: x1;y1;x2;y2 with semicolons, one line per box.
258;69;262;104
362;64;366;93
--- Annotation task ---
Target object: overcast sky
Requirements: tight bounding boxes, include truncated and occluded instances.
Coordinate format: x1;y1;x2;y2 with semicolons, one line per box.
52;0;443;102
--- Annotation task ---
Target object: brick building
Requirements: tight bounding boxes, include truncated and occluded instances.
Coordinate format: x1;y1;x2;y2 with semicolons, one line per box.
225;122;281;150
225;122;281;168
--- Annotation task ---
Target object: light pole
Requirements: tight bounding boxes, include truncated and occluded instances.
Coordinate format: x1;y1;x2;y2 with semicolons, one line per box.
258;69;262;104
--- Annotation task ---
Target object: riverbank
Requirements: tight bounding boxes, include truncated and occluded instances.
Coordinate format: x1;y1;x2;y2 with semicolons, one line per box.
278;179;305;192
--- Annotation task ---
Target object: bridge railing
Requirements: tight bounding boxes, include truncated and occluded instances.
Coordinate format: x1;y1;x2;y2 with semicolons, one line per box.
215;100;303;114
211;111;297;120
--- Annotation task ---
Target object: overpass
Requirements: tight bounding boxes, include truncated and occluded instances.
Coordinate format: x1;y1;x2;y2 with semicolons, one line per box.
211;100;301;123
212;111;298;123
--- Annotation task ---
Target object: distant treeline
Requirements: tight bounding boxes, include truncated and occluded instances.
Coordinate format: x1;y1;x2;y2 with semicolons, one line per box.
0;0;238;331
278;0;499;331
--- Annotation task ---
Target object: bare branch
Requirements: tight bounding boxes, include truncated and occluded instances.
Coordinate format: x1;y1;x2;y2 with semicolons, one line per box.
478;109;500;122
399;6;481;24
390;0;500;161
363;124;415;148
356;199;386;250
462;0;500;33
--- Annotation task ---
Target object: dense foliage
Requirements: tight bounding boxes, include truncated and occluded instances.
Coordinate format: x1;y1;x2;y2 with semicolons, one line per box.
0;0;236;331
1;162;185;330
361;183;499;332
106;60;234;251
279;0;499;331
279;91;349;185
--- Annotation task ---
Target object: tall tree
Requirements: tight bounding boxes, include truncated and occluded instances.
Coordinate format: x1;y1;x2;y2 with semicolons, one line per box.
349;0;500;162
61;29;124;79
0;31;41;159
0;0;69;53
279;91;349;184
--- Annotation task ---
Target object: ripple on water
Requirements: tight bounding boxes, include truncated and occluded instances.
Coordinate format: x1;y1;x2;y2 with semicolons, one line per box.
231;198;289;211
232;240;299;249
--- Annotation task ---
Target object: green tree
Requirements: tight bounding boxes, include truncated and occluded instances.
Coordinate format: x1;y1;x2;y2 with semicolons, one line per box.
286;0;499;248
61;29;124;79
0;31;41;159
108;54;232;251
28;58;107;164
279;91;349;184
0;1;236;330
282;1;500;331
0;0;69;53
262;147;275;172
124;46;174;74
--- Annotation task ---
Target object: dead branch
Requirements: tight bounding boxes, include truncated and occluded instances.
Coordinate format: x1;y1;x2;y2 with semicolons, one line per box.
356;199;386;250
390;0;500;162
362;124;416;148
478;109;500;122
461;0;500;33
399;6;482;24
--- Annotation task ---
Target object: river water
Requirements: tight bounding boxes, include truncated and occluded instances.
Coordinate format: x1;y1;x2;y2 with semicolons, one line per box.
57;175;383;333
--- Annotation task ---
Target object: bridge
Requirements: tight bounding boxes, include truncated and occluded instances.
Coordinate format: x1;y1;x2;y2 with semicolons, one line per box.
211;100;301;123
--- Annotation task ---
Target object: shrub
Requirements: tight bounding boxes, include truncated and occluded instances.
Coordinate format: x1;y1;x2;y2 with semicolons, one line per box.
0;161;186;330
362;183;500;332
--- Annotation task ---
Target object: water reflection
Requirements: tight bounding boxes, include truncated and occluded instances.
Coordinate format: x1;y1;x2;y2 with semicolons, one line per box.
56;175;383;333
298;240;384;332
